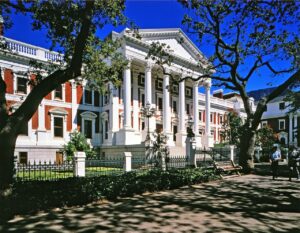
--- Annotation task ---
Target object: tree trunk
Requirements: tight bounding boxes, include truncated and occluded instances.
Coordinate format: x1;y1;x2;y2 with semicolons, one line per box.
239;129;256;173
0;132;17;190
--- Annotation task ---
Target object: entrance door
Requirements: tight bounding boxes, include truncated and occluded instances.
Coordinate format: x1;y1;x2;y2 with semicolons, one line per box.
173;125;177;141
56;152;63;165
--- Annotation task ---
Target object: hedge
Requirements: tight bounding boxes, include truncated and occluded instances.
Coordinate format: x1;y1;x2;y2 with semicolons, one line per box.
0;168;219;219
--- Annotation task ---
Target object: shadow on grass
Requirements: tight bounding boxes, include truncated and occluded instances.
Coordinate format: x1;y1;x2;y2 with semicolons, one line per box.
1;175;300;232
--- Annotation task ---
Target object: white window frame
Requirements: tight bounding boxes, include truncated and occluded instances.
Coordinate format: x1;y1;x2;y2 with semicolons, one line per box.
83;88;94;105
52;84;65;101
49;108;68;140
14;74;30;95
100;111;109;142
279;119;285;130
81;111;97;140
261;121;268;128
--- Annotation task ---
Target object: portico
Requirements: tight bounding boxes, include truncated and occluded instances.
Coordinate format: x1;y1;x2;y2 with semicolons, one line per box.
110;28;213;149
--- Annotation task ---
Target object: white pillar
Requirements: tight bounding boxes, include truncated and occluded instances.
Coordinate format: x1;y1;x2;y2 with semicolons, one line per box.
163;73;171;133
133;72;139;131
145;62;152;105
38;102;46;131
73;151;86;177
71;81;77;130
205;82;211;136
111;83;119;132
203;81;213;148
124;152;132;172
123;60;132;129
193;82;199;134
179;80;186;133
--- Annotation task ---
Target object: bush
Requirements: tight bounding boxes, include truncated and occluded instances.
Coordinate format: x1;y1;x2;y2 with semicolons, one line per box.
0;168;219;219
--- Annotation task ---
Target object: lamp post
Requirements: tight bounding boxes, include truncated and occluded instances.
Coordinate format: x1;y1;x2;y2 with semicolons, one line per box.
186;116;196;167
141;101;156;144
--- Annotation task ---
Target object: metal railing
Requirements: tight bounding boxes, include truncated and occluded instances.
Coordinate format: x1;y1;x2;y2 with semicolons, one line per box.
85;157;124;177
16;160;73;181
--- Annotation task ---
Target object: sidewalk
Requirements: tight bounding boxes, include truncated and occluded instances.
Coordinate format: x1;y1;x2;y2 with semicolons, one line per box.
1;175;300;232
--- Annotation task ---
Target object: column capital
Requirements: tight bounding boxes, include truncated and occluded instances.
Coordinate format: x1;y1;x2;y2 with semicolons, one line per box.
193;81;200;87
204;81;212;89
125;55;133;64
163;66;172;75
145;61;154;71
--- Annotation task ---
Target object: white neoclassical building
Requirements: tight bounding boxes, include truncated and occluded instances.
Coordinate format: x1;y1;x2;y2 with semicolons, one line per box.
2;28;249;162
98;28;249;156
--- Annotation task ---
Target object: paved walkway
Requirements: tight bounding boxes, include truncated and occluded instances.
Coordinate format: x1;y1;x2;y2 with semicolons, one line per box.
1;175;300;232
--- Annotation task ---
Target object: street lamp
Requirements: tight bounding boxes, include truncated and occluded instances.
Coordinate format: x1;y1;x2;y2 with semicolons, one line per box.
141;101;156;144
187;116;195;138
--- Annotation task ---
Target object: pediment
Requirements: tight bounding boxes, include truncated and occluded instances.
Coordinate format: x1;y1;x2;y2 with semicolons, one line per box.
134;29;204;63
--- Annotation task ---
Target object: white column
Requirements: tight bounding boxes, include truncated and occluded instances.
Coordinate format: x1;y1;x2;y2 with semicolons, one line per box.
111;84;119;132
123;60;132;129
163;73;171;133
193;82;199;134
38;102;46;131
205;82;211;136
179;80;186;133
143;62;156;137
145;62;152;105
133;73;139;131
289;113;293;144
71;81;77;130
124;152;132;172
73;152;86;177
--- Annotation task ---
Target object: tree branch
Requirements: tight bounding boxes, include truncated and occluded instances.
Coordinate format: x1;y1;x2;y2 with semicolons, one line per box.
0;69;8;128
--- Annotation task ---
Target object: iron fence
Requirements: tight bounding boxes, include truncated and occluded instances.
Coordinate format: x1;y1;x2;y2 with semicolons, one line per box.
167;155;188;169
16;160;73;181
85;157;124;177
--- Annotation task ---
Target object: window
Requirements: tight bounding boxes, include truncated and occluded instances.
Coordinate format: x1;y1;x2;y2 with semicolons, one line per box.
19;122;28;136
155;79;163;91
185;87;192;98
173;100;177;113
158;97;163;110
141;93;145;107
220;115;223;124
56;152;63;165
17;77;27;94
172;84;179;94
84;90;92;104
186;104;190;115
199;111;202;121
261;121;267;127
138;73;145;86
54;117;63;137
210;113;213;123
104;120;108;139
279;102;285;110
279;119;285;130
19;152;28;164
84;120;92;139
173;125;177;141
54;85;63;100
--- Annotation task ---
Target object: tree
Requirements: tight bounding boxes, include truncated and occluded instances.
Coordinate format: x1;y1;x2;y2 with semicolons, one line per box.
284;81;300;113
220;111;243;146
256;126;276;149
148;0;300;172
61;131;96;161
0;1;129;190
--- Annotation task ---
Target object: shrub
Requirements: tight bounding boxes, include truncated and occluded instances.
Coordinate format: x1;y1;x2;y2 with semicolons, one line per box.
0;168;219;219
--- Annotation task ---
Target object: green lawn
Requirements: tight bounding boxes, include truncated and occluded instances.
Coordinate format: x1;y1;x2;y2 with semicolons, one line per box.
16;167;124;181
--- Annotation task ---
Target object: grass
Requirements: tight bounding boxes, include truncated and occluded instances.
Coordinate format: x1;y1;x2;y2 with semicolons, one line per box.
16;167;124;181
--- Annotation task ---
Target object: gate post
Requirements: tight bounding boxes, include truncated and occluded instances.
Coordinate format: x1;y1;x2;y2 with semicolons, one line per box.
124;152;132;172
186;137;197;168
74;151;86;177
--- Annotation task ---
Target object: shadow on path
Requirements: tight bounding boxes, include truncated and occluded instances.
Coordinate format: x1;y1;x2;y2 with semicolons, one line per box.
1;175;300;232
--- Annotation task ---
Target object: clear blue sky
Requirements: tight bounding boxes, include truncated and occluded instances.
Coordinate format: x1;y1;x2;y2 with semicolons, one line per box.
5;0;292;92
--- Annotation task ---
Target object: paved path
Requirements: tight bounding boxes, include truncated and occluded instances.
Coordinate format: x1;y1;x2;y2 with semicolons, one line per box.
1;175;300;232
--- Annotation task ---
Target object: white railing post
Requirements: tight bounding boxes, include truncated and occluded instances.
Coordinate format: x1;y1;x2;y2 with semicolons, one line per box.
230;145;235;161
124;152;132;172
13;154;18;180
186;137;197;168
73;151;86;177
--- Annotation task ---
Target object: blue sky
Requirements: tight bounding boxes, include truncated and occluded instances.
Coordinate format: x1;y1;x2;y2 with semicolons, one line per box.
5;0;292;92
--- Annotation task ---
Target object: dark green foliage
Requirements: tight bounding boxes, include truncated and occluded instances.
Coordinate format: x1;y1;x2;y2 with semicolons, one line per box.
0;168;218;219
220;112;243;145
61;130;96;160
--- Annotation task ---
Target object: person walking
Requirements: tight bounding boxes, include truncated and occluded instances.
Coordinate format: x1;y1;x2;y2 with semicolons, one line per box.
270;146;281;180
288;146;300;181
